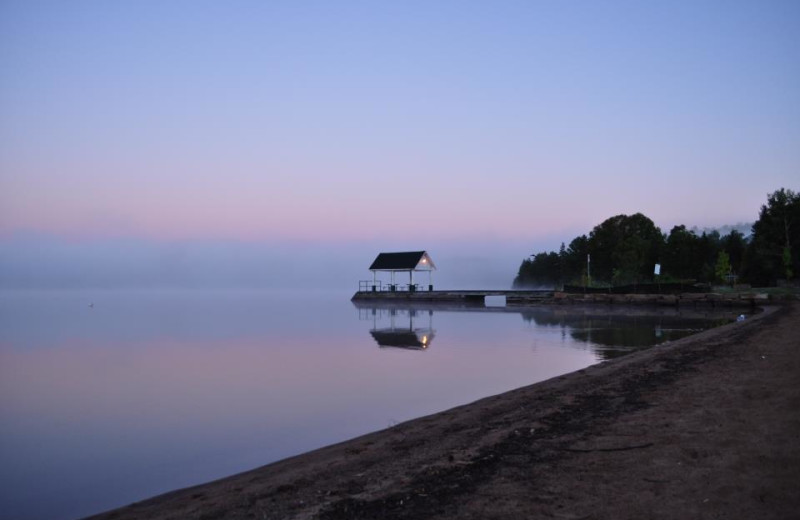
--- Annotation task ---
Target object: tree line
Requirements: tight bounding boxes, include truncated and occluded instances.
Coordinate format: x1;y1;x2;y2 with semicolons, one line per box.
513;188;800;288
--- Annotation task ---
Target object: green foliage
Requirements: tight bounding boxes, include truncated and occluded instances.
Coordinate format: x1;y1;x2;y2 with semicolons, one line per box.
720;230;746;274
715;251;731;284
743;188;800;285
515;213;663;288
585;213;663;284
513;251;562;288
663;225;697;279
661;226;723;281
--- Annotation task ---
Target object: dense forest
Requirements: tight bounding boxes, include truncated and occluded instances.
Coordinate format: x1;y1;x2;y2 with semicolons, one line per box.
514;188;800;289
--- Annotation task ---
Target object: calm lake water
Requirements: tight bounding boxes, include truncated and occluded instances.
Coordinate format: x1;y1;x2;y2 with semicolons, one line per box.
0;289;738;520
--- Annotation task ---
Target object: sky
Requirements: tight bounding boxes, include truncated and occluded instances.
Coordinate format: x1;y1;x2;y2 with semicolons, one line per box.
1;1;798;289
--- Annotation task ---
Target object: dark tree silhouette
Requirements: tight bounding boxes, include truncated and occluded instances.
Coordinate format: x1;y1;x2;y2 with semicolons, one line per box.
744;188;800;285
514;189;795;288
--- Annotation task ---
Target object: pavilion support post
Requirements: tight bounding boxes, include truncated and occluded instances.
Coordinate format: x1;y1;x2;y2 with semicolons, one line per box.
429;270;433;291
410;270;414;292
372;271;377;292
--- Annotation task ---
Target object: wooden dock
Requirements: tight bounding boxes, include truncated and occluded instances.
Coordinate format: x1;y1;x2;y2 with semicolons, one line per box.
351;290;554;305
351;289;770;308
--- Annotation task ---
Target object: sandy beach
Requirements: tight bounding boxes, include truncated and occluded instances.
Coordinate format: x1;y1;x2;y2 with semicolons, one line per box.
87;302;800;520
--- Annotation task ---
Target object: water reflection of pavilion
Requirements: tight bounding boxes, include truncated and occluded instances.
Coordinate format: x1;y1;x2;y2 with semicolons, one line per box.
359;306;435;350
355;301;740;359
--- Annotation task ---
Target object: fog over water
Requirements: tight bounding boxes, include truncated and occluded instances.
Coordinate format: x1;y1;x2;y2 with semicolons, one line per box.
0;233;562;291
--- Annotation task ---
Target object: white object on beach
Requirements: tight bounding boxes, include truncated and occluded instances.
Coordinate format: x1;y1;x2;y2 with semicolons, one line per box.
737;314;745;322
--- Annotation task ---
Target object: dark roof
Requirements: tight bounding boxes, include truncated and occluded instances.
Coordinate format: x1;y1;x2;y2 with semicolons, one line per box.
369;251;426;270
370;330;434;350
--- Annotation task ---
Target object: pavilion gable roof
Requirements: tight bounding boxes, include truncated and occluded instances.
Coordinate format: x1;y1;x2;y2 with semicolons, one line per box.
369;251;435;271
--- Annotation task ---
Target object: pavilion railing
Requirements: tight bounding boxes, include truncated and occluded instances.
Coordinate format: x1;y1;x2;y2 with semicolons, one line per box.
359;280;384;292
358;281;434;292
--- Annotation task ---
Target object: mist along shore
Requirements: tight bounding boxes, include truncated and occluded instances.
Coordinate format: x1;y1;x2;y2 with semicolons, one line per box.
87;303;800;520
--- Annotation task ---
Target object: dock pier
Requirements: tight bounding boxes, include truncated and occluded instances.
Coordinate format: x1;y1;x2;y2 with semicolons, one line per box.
355;251;770;308
351;289;769;308
351;290;554;306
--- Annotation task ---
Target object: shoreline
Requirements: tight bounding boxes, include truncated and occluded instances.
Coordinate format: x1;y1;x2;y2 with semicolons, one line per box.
87;303;799;520
351;289;770;307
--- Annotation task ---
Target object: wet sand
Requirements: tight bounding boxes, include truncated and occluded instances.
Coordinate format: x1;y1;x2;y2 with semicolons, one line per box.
87;303;800;520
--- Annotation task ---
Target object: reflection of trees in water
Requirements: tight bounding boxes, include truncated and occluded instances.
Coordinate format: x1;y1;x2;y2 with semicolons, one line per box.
355;303;737;360
520;309;734;360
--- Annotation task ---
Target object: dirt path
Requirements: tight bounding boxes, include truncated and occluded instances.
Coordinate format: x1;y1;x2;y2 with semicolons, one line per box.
88;303;800;520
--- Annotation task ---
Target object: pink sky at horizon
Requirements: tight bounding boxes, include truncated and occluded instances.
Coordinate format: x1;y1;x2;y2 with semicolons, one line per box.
0;147;774;244
1;1;797;247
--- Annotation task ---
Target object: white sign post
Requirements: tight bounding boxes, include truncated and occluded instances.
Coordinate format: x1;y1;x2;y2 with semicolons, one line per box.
654;263;661;293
